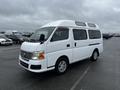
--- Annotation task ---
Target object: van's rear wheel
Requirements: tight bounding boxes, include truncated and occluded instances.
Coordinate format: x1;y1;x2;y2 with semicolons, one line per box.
90;51;99;61
55;58;68;74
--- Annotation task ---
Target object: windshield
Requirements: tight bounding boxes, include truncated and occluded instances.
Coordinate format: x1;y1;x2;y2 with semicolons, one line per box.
0;34;8;39
15;34;23;38
30;27;55;42
13;32;22;35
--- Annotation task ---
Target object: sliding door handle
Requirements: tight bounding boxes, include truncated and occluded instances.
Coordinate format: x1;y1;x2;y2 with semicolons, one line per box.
74;42;77;47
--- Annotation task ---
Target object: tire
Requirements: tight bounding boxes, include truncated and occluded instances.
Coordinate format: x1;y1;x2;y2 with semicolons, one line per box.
55;58;69;74
9;43;13;46
90;50;99;61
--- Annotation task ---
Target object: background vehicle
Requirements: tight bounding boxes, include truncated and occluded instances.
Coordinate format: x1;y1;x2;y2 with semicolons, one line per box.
5;30;29;44
19;20;103;74
0;34;13;45
5;30;21;35
113;33;120;37
103;33;113;39
0;31;5;34
22;32;33;37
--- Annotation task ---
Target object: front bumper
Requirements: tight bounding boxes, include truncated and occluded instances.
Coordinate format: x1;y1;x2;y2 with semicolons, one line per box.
1;41;13;45
19;56;54;73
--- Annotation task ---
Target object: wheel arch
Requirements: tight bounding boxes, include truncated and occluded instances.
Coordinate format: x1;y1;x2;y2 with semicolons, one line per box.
93;48;99;56
56;55;69;64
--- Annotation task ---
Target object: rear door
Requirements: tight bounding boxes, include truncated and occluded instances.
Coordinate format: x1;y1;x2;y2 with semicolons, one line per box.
72;29;90;62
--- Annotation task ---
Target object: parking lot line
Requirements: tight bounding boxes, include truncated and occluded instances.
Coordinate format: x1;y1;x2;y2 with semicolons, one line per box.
70;66;90;90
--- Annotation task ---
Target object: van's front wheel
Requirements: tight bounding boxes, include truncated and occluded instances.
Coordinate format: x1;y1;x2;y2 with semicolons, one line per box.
90;51;99;61
55;58;68;74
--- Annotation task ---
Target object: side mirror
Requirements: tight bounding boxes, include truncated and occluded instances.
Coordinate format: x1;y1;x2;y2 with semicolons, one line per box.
39;34;45;44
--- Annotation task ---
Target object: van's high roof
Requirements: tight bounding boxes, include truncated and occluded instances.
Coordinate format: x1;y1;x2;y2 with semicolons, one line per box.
42;20;99;29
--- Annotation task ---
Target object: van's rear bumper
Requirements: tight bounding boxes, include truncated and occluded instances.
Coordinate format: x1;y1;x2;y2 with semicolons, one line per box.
19;56;55;73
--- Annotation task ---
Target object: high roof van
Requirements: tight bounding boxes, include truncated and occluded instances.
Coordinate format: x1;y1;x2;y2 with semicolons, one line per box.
19;20;103;74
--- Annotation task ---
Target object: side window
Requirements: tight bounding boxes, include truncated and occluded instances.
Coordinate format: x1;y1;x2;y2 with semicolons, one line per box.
51;27;69;42
73;29;87;40
88;30;101;39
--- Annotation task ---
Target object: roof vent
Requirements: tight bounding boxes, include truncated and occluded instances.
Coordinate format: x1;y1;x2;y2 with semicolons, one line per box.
75;21;86;26
88;23;96;27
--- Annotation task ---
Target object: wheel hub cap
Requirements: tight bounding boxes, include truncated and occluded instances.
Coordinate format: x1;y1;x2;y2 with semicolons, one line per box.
58;61;67;72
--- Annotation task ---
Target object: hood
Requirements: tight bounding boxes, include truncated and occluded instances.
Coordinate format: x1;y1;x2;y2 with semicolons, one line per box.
21;42;44;52
0;38;6;42
8;39;12;41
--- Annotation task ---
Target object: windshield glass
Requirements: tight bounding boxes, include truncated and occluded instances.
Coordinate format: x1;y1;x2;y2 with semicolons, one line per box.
15;34;23;38
13;32;22;35
30;27;55;42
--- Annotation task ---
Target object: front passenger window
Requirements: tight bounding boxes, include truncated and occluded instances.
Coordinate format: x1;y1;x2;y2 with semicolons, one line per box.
51;27;69;42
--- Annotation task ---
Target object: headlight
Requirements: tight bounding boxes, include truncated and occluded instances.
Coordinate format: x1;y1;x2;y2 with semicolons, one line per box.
32;51;45;60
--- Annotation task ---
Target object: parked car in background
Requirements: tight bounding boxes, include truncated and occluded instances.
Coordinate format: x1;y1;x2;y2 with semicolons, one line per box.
6;34;29;44
5;30;22;35
0;31;5;34
5;30;29;44
22;32;33;37
113;33;120;37
103;33;113;39
0;34;13;45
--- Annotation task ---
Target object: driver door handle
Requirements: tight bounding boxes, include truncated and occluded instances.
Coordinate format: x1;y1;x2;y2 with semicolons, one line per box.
67;44;70;47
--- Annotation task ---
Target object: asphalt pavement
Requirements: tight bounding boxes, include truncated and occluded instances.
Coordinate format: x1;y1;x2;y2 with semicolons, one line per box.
0;38;120;90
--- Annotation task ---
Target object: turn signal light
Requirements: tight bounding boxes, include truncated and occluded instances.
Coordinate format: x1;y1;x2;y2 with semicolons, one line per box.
38;52;45;60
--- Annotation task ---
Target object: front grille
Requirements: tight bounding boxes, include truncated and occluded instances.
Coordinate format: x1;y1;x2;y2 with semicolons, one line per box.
21;50;32;61
20;61;28;68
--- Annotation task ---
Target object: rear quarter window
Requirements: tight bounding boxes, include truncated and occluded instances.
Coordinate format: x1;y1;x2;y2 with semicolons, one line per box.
88;30;101;39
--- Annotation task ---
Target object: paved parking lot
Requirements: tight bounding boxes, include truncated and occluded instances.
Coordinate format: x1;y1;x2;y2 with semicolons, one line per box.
0;38;120;90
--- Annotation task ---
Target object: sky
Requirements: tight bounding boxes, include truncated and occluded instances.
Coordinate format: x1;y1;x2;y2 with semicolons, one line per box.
0;0;120;33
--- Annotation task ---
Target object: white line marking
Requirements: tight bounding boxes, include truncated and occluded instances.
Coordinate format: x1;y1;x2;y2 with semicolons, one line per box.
70;66;90;90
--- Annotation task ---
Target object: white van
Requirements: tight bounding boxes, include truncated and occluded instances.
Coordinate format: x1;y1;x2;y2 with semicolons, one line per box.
19;20;103;74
